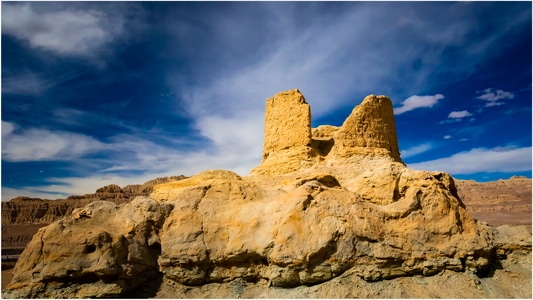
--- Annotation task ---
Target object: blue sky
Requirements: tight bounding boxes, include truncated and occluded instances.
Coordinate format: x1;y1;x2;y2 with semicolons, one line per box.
1;1;531;201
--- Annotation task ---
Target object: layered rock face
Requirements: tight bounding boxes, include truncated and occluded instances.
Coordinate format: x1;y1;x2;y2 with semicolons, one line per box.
1;176;186;252
2;176;187;226
3;90;531;298
456;176;532;226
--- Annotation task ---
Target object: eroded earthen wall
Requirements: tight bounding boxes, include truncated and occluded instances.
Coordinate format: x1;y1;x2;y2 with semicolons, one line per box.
262;89;312;161
332;95;401;161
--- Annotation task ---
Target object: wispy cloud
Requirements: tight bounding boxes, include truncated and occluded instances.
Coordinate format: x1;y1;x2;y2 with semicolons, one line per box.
171;2;527;120
2;121;16;139
393;94;445;115
409;146;532;175
400;143;434;159
2;70;85;96
1;2;144;63
2;121;106;162
1;120;261;200
2;3;112;56
2;121;210;172
476;88;515;107
448;110;473;119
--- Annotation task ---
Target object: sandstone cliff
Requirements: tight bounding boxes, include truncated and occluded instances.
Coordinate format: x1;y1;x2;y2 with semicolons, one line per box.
3;90;531;298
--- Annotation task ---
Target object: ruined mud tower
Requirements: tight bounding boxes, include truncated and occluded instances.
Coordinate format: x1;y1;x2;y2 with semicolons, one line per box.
253;89;402;176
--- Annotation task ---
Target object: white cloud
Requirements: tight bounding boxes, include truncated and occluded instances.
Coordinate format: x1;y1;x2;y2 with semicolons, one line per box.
171;2;528;121
400;143;433;159
393;94;445;115
2;122;106;162
448;110;473;119
476;88;515;107
439;118;461;125
100;134;220;175
485;101;506;107
408;146;532;175
2;121;16;139
1;119;262;199
443;135;453;140
192;114;264;174
1;3;125;57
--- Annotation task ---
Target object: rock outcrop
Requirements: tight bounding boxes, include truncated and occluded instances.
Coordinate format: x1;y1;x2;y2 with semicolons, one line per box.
1;176;186;252
3;90;531;298
2;176;187;227
6;197;173;298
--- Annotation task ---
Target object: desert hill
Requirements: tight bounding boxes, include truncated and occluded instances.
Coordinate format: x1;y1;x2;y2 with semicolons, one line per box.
1;176;186;258
455;176;532;226
2;90;531;298
2;175;187;226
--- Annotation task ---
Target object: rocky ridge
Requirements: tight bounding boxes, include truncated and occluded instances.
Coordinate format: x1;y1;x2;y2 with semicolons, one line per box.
3;89;531;298
1;176;186;251
2;175;187;226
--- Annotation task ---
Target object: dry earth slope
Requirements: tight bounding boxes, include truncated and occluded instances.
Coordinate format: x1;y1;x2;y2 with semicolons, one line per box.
2;89;531;298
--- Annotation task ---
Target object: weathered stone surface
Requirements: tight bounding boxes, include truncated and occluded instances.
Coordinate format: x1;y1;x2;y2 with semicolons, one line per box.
253;89;317;176
331;94;401;161
3;197;173;298
152;168;493;288
262;89;312;161
154;248;531;298
3;90;531;298
1;176;187;259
